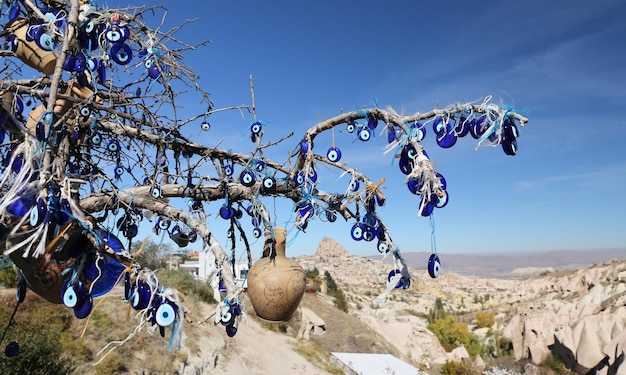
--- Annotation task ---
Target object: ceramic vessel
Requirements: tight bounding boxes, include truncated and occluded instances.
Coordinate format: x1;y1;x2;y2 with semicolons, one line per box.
9;19;57;75
247;228;306;323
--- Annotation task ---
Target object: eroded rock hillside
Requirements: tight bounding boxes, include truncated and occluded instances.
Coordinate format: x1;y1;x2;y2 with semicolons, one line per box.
299;237;626;374
48;237;625;374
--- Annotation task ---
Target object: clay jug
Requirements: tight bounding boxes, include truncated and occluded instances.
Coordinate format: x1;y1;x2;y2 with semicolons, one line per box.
247;228;305;323
8;19;57;75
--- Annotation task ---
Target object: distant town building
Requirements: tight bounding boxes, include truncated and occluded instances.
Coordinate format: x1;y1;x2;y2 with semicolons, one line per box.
176;250;249;287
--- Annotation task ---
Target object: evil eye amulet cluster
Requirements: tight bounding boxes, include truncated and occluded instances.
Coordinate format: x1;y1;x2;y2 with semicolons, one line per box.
408;173;449;217
125;274;180;337
61;279;94;319
219;301;242;337
350;213;381;242
388;269;411;289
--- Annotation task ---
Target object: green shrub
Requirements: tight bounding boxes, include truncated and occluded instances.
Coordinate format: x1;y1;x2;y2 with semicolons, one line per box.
333;289;349;313
0;295;79;375
442;360;480;375
305;267;319;279
476;311;495;328
0;266;17;288
428;297;448;323
157;268;216;304
428;316;482;357
324;271;338;293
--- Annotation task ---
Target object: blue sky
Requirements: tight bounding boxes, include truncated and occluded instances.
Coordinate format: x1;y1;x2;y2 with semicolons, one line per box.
106;0;626;258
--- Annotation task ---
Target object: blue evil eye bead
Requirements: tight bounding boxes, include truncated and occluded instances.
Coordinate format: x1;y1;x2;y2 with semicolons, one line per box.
254;160;265;173
433;117;452;135
63;53;76;71
454;117;471;137
350;223;364;241
377;240;390;254
436;131;457;148
147;65;160;79
410;122;426;142
252;227;262;238
326;146;342;162
435;172;447;190
97;60;107;83
131;282;151;310
114;165;125;178
407;177;422;195
16;276;26;303
428;254;441;278
502;121;519;141
362;226;377;242
367;116;378;130
419;200;434;217
398;157;413;175
144;56;154;68
90;132;102;146
73;52;87;72
35;28;54;51
298;202;313;217
201;122;210;131
250;121;262;134
188;230;198;243
239;170;256;187
156;301;177;327
226;324;238;337
362;213;378;227
105;25;129;43
220;309;233;326
434;191;449;208
188;199;201;211
387;127;396;143
8;3;20;22
63;281;86;308
107;139;120;152
349;179;360;192
219;205;234;220
346;121;356;133
224;164;234;177
358;127;372;142
5;341;19;357
502;139;518;156
151;185;162;198
401;143;418;161
470;117;489;139
299;139;309;153
307;167;317;183
74;295;93;319
124;273;132;300
7;196;35;217
387;269;403;289
293;171;305;186
325;210;337;223
157;217;171;230
367;115;378;130
261;176;276;193
29;198;46;226
110;43;133;65
11;152;23;173
125;223;138;238
4;34;18;53
79;106;91;117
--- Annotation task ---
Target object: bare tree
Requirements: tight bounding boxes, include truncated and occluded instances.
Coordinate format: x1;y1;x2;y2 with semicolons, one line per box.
0;0;527;352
